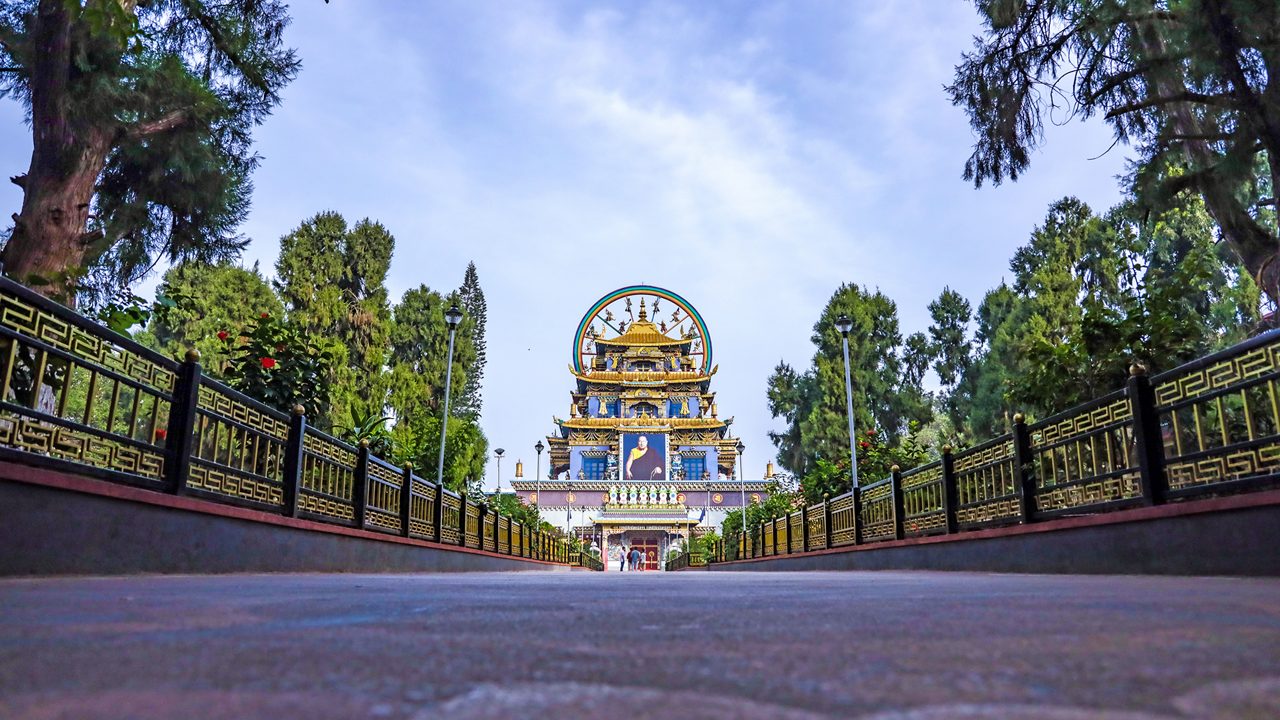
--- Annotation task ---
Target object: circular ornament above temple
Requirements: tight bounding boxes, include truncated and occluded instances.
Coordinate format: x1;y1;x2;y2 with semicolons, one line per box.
573;286;712;375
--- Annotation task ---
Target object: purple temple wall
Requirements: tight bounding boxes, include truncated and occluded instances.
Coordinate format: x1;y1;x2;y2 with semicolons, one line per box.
515;488;767;510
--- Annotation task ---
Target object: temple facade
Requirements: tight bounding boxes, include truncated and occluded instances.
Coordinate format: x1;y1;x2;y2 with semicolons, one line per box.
510;286;769;570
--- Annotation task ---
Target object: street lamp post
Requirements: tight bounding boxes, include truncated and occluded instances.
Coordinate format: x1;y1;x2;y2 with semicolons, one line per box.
494;448;505;494
534;440;545;512
736;439;746;539
835;314;860;490
436;304;464;490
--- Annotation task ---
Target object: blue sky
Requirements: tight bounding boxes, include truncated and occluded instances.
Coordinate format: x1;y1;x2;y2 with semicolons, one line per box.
0;1;1131;488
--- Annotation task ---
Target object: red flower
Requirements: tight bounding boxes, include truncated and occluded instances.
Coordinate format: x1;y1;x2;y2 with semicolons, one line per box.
865;430;875;437
260;312;269;319
217;330;229;341
859;441;870;449
260;357;277;369
154;428;168;441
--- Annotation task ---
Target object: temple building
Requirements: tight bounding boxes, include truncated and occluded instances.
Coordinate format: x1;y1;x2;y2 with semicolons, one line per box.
510;286;769;570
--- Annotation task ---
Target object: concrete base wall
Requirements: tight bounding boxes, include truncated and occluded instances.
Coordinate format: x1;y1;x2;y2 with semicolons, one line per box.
0;465;561;576
710;493;1280;576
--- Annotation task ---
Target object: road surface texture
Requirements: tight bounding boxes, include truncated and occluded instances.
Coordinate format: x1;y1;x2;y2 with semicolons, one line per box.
1;571;1278;719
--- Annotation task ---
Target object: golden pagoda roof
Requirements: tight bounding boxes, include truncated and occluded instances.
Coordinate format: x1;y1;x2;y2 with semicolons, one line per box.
558;416;727;430
569;367;713;384
595;319;689;348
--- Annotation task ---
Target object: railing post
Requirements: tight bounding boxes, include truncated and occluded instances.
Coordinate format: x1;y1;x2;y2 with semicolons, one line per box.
432;485;445;543
281;404;306;518
492;506;500;552
1012;413;1038;523
165;349;203;495
771;516;779;556
457;494;468;547
477;501;487;552
823;493;833;549
891;465;905;540
941;445;958;534
399;462;413;538
801;503;810;553
852;486;864;545
353;441;370;530
1127;363;1167;506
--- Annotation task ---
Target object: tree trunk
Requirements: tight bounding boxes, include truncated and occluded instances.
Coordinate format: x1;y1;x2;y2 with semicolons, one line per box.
1134;16;1280;308
2;0;114;305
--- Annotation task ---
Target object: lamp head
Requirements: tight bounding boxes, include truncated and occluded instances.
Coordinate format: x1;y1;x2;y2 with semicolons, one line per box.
495;448;505;458
735;439;745;453
835;314;853;336
444;304;463;328
535;440;545;454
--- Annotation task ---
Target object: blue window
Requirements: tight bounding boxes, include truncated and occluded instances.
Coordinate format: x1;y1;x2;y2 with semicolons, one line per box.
582;456;607;480
682;456;705;483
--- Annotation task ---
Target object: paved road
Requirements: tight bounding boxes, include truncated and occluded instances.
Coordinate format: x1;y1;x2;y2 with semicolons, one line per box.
1;571;1278;719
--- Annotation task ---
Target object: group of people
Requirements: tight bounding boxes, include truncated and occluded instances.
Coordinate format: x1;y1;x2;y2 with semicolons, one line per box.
617;546;648;571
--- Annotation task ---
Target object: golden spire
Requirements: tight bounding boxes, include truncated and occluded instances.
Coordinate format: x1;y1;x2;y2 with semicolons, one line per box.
638;297;648;321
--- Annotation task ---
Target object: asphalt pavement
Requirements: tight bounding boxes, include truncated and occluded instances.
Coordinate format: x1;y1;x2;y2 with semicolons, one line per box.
1;571;1278;719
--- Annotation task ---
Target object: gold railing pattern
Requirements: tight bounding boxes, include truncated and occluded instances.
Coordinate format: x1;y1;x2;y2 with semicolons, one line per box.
299;430;356;522
0;288;175;484
364;457;403;533
440;491;462;544
497;515;510;554
511;521;524;556
1156;336;1280;492
763;520;775;555
953;437;1020;528
188;383;288;507
829;493;857;547
788;511;803;553
859;478;896;542
0;278;596;570
807;502;827;548
901;461;946;536
464;500;482;549
408;477;436;538
1030;393;1141;512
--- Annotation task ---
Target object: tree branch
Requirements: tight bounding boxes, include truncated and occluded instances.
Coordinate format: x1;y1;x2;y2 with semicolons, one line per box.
1104;91;1236;118
125;110;187;139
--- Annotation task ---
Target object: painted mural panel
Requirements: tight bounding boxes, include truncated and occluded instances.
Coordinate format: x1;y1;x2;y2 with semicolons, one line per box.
622;432;667;482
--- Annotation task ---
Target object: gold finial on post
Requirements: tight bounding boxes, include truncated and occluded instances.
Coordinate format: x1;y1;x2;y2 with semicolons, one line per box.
184;348;201;363
292;404;306;416
1130;361;1147;377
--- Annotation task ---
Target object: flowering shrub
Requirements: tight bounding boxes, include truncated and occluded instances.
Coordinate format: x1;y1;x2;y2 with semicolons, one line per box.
798;422;932;505
219;312;335;416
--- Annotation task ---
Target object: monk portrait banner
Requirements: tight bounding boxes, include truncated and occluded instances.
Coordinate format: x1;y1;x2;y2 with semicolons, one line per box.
622;433;667;482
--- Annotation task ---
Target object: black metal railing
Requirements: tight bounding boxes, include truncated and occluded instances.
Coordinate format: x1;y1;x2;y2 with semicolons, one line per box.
0;277;593;568
713;330;1280;563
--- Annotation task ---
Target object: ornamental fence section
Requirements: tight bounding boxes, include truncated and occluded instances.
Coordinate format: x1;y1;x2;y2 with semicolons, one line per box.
709;328;1280;564
0;277;597;569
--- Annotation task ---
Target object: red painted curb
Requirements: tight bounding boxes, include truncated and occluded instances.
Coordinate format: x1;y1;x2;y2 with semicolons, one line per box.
0;459;564;567
714;488;1280;566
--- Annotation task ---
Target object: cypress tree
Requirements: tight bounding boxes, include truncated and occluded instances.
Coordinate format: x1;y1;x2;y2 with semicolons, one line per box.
457;262;487;419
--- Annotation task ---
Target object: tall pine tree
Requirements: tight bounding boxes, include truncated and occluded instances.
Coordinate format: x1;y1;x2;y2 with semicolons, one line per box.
0;0;300;304
457;262;487;419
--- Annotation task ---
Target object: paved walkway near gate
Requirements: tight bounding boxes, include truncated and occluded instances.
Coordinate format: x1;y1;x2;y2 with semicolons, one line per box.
1;571;1278;719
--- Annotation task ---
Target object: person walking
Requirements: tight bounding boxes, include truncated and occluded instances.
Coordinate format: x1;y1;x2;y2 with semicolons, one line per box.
618;547;626;572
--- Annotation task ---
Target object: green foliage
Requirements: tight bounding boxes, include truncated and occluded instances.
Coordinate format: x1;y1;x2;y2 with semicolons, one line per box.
767;283;932;480
947;0;1279;301
390;413;488;496
389;285;477;422
337;409;393;459
457;262;487;419
220;312;336;416
274;212;395;429
945;193;1259;438
720;476;802;537
0;0;300;302
146;261;282;371
796;423;933;505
